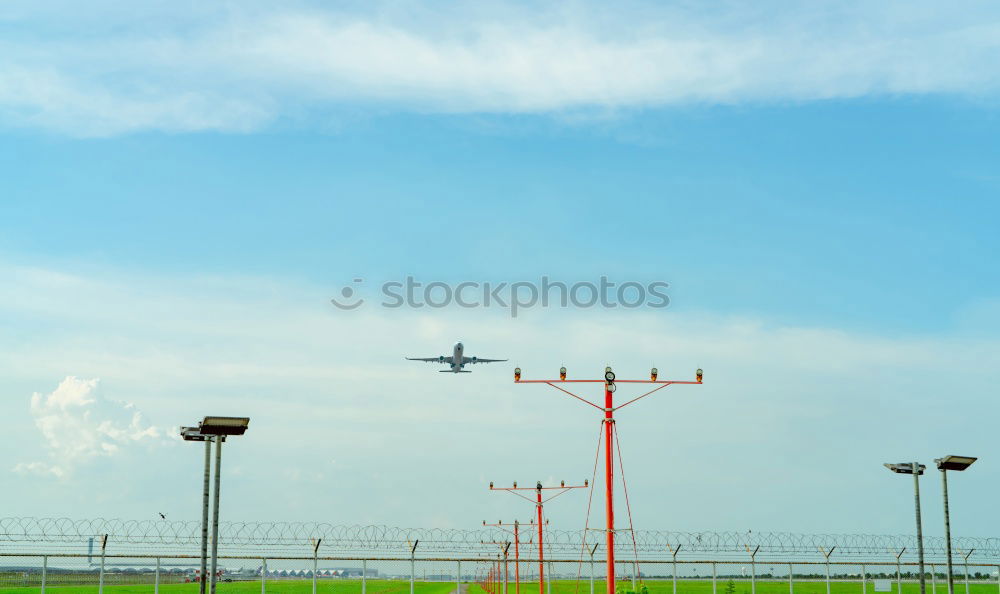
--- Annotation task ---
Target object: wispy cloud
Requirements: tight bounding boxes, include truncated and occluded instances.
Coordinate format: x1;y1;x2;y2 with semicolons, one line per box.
2;1;1000;135
13;376;163;478
1;259;999;529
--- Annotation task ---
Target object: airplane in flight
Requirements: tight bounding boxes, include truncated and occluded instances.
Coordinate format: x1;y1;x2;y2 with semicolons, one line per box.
406;341;507;373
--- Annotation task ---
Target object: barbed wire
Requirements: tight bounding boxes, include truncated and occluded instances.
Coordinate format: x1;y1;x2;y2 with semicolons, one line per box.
2;518;998;562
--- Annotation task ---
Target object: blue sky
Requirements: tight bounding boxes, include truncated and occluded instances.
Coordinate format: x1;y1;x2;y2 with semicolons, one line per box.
2;0;1000;547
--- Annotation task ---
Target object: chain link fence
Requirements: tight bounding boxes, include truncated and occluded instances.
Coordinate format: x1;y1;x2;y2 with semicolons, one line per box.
3;519;1000;594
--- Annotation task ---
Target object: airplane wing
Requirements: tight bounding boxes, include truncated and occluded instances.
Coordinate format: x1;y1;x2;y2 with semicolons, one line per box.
462;357;508;364
406;357;450;364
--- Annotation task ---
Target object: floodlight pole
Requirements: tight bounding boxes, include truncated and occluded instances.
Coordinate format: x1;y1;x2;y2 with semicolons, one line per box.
201;439;211;594
942;468;955;594
210;435;224;594
914;464;927;594
514;366;702;594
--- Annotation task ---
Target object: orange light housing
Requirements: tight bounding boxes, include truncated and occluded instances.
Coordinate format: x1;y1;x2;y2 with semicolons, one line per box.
559;366;567;380
514;367;521;381
650;367;658;381
696;368;703;382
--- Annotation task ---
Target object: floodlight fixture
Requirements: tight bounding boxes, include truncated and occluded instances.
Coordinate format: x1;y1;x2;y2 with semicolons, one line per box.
935;456;977;472
181;426;208;442
199;416;250;436
885;462;926;475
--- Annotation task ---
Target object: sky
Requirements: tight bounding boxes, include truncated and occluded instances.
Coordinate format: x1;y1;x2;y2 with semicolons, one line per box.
2;0;1000;543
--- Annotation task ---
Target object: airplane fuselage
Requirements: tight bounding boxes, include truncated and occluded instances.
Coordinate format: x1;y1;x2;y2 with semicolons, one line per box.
449;342;464;371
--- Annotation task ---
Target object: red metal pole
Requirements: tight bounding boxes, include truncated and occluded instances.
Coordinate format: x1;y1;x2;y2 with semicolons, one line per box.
604;385;615;594
514;521;521;594
537;484;545;594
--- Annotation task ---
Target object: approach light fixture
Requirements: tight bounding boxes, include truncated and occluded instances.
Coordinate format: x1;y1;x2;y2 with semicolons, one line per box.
605;369;615;382
696;368;703;382
650;367;658;381
514;367;521;381
559;366;567;380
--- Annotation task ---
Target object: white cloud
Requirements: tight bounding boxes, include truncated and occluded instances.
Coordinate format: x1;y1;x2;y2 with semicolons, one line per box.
13;376;164;478
1;260;998;532
2;1;1000;135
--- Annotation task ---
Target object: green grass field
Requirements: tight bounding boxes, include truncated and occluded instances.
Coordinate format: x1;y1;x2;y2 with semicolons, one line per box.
2;578;998;594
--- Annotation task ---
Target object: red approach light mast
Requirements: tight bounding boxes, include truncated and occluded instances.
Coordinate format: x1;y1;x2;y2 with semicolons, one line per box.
490;480;589;594
484;520;532;594
513;365;702;594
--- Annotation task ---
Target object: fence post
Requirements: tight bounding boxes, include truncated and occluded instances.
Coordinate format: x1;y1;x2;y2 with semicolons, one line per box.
713;562;717;594
409;540;419;594
632;560;637;593
932;564;937;594
98;534;108;594
961;550;974;594
261;559;266;594
155;557;160;594
862;564;867;594
503;552;509;594
41;555;47;594
820;547;835;594
590;550;596;594
789;563;793;594
673;557;677;594
312;539;322;594
746;545;760;594
670;545;682;594
456;560;460;594
546;561;552;594
896;550;904;594
364;560;368;594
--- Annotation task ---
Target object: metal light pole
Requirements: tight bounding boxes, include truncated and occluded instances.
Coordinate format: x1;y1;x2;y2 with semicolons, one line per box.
489;480;588;594
935;456;978;594
181;426;212;594
184;416;250;594
514;365;702;594
885;462;927;594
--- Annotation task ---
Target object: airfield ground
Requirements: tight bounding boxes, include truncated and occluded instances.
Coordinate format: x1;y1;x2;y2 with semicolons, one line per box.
0;580;996;594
